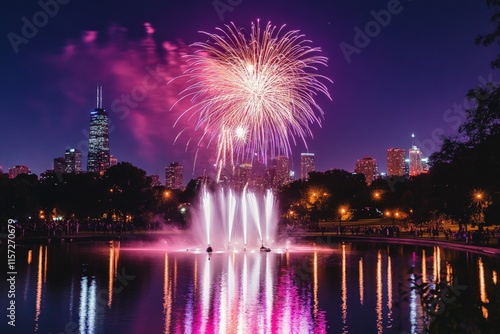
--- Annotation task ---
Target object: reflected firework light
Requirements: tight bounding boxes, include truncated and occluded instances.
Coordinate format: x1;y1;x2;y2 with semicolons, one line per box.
174;20;331;180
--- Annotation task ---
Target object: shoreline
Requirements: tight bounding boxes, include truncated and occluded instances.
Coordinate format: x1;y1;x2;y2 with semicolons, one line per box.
295;232;500;256
4;230;500;256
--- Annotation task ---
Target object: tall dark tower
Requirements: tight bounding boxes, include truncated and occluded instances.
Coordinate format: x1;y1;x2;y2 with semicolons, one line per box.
87;85;110;174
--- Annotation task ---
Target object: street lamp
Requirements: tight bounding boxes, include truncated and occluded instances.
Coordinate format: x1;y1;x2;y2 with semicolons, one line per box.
394;212;400;225
338;207;346;235
472;190;489;229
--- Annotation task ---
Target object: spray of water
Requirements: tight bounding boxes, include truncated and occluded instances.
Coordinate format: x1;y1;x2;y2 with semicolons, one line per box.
190;185;278;251
202;189;211;246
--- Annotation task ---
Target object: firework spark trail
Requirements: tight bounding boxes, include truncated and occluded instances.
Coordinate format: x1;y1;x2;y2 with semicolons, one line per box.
173;20;331;180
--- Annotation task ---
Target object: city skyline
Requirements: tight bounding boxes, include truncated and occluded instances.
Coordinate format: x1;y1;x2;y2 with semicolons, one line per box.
0;83;455;184
0;81;477;185
1;0;498;181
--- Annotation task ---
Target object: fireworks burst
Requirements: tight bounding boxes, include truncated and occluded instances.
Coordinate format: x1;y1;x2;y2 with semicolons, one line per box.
174;20;331;180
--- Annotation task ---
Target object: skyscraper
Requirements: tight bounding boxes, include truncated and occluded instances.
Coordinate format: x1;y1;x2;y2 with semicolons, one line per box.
165;162;183;189
274;155;291;188
87;85;110;174
150;175;161;187
65;149;82;173
387;148;406;177
409;133;423;177
355;156;378;185
8;165;30;179
409;146;423;176
300;153;315;180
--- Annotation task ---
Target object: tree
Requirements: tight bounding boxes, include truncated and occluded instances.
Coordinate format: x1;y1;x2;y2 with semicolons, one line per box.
103;162;153;224
475;0;500;69
428;1;500;227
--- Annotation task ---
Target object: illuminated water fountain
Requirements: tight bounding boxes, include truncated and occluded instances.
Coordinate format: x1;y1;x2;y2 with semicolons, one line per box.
190;185;278;253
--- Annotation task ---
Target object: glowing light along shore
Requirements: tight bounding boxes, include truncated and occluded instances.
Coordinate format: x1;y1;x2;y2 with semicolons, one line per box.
175;21;331;180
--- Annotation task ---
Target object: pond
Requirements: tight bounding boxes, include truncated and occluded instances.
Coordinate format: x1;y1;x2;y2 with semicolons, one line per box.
0;240;498;333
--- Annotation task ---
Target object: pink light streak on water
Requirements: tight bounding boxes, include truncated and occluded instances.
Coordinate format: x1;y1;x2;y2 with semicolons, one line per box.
159;253;326;334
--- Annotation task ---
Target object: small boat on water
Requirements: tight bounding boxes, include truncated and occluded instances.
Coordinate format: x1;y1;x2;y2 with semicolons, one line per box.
260;244;271;252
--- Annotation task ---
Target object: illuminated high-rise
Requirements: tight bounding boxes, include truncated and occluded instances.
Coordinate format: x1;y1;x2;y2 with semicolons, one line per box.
387;148;405;177
355;156;378;185
409;133;423;177
65;149;82;173
300;153;315;180
150;174;161;187
165;162;183;189
274;155;291;188
87;85;110;174
8;165;30;179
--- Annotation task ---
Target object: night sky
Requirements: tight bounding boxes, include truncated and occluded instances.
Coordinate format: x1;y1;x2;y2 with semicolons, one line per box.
1;0;498;183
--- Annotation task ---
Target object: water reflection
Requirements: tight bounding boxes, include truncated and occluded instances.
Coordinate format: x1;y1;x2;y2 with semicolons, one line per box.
24;250;32;301
409;272;417;334
387;254;393;329
313;251;318;318
201;254;211;333
5;242;500;334
157;252;330;334
478;257;489;319
163;253;172;334
376;250;383;334
422;249;427;283
79;275;96;334
341;244;347;334
107;240;120;308
446;261;453;284
34;245;44;331
358;258;364;306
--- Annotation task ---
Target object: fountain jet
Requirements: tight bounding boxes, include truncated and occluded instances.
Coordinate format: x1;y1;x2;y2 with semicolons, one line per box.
191;185;278;251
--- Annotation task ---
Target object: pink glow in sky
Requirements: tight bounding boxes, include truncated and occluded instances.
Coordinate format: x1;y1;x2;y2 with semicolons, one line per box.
47;23;216;174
